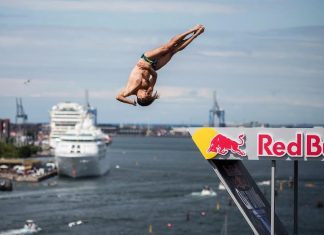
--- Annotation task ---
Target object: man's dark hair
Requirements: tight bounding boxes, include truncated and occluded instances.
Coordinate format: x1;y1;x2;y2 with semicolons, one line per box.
137;91;159;107
137;97;156;106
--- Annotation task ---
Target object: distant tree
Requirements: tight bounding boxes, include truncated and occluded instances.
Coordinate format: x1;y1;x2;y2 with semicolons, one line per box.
18;145;32;158
0;141;3;157
0;142;40;159
0;142;19;158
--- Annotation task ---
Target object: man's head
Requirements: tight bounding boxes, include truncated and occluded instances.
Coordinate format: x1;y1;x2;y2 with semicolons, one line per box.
136;88;159;106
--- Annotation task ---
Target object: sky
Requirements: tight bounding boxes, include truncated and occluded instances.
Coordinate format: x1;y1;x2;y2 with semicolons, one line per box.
0;0;323;125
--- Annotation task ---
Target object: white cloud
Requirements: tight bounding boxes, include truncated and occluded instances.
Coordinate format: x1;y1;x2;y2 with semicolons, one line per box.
224;95;324;108
0;78;76;97
200;50;248;57
0;0;241;14
0;77;120;99
158;86;210;100
0;36;29;47
0;30;159;50
149;86;324;109
200;49;324;61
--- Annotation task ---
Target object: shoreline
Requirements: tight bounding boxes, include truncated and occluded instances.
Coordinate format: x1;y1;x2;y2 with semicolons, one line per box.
0;170;57;183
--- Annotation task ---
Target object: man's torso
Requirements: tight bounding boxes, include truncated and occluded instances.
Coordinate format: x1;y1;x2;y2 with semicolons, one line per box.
125;60;152;94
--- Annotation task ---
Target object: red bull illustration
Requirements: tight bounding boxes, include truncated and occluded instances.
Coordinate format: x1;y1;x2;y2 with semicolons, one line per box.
207;133;246;157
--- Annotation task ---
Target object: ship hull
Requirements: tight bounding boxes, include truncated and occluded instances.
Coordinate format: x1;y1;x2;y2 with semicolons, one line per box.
55;152;110;178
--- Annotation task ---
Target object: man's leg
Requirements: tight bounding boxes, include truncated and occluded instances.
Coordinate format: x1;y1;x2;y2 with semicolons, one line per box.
144;25;203;60
153;27;204;70
173;27;204;53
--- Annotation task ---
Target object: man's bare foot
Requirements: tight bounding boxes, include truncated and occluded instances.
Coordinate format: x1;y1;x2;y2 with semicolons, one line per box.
196;26;205;36
193;24;203;31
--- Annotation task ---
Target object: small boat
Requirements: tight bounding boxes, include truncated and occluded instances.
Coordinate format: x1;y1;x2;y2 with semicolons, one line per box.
190;186;217;197
23;220;42;233
0;220;41;235
257;180;271;186
200;185;217;196
218;183;226;191
0;179;12;191
68;220;85;228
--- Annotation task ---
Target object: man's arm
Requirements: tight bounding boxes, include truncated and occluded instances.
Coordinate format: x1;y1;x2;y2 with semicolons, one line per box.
116;89;137;106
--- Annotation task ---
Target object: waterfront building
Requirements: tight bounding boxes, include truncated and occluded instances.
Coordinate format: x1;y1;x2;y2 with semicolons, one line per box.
0;119;10;142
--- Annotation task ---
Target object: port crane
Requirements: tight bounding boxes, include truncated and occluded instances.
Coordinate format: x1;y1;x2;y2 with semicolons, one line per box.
15;97;28;145
209;91;225;127
15;97;28;125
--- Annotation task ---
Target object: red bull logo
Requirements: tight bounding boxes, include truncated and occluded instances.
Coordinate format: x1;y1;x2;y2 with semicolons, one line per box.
207;133;247;157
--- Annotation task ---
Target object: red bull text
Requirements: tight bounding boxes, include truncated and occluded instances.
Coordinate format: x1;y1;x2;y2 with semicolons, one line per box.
258;133;324;158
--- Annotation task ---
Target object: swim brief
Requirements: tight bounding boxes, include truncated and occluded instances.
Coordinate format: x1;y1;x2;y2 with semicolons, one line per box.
141;54;158;70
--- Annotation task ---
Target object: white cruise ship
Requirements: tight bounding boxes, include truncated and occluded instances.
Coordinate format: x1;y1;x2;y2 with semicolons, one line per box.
54;115;110;178
49;102;96;148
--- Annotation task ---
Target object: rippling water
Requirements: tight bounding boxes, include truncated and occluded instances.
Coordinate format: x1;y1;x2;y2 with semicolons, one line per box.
0;136;323;235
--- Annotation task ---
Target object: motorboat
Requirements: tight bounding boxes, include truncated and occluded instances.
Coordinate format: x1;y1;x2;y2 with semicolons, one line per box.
23;220;42;233
218;182;226;190
0;220;41;235
257;180;271;186
200;185;217;196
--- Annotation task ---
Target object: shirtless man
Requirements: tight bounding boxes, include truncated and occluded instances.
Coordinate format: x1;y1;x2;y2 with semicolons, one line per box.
116;25;205;106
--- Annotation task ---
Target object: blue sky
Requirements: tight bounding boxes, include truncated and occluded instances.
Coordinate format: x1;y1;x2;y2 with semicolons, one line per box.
0;0;323;125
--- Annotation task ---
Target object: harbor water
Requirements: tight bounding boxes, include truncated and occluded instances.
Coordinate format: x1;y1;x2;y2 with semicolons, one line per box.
0;136;323;235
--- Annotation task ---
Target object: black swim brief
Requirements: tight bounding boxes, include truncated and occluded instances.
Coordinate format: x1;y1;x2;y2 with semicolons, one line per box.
141;54;158;70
